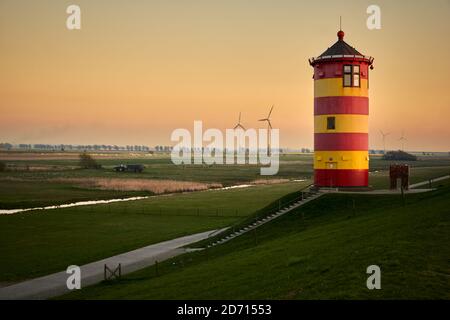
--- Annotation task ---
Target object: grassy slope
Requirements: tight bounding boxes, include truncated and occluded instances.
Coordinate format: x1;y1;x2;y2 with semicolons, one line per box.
0;182;305;282
61;183;450;299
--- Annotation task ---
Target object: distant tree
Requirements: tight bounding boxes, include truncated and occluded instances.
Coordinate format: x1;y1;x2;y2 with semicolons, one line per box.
0;143;13;150
382;150;417;161
0;161;6;172
79;152;102;169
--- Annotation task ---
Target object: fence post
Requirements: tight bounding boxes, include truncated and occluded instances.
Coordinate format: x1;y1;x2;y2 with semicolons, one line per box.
155;260;159;276
401;185;405;206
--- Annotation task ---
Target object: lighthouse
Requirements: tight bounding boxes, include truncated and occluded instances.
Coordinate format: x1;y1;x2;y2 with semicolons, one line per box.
309;30;374;187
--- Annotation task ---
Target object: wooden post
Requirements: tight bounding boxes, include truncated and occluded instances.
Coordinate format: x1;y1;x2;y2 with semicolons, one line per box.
155;260;159;276
401;185;405;206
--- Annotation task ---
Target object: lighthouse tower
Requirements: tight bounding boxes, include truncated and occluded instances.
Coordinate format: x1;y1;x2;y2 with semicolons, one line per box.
309;30;374;187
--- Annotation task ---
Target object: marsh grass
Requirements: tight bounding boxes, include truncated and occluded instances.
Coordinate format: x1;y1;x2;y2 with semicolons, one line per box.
53;177;222;194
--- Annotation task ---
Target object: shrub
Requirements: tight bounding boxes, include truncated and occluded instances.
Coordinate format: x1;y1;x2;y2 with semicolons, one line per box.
79;152;102;169
0;161;6;172
382;150;417;161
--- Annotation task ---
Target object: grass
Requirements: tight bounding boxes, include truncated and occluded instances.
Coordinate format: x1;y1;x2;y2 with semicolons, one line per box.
60;182;450;299
0;179;150;209
0;181;306;282
0;152;449;209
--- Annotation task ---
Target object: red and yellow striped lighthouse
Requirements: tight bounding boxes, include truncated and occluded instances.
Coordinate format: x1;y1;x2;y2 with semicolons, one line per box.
309;30;374;187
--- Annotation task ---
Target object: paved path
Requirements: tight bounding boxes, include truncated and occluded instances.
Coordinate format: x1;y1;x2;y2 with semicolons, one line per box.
320;174;450;195
409;175;450;189
319;188;435;195
0;229;224;300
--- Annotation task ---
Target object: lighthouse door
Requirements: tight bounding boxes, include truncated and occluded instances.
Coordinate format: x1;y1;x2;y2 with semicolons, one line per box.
325;162;338;187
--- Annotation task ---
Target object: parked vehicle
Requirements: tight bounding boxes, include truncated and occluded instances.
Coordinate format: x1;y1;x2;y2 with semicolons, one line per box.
113;164;144;173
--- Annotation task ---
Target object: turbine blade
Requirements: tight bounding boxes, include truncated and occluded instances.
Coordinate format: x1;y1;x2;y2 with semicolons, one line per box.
267;105;274;118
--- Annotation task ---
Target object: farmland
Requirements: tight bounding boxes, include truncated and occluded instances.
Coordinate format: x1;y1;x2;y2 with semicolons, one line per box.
0;150;449;294
0;181;306;283
1;151;449;209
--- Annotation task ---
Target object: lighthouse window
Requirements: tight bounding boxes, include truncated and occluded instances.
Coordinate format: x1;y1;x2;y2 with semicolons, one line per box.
343;65;360;87
353;74;360;87
353;65;360;87
343;65;352;87
327;117;336;130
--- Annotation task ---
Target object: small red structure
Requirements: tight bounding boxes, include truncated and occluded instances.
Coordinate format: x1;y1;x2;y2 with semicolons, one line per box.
389;164;409;190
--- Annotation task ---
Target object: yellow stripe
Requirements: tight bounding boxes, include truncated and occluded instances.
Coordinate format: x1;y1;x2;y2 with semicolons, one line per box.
314;78;368;97
314;151;369;170
314;114;368;133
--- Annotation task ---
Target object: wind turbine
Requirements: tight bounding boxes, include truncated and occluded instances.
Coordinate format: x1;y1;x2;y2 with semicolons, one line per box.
233;112;246;130
399;131;407;151
379;130;390;154
258;105;274;156
233;112;246;155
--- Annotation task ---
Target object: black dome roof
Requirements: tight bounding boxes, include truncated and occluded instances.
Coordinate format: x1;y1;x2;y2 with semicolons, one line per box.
318;38;362;57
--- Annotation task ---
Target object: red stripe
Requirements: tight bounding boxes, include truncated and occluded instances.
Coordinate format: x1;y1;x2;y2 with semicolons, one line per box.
314;133;368;151
314;169;368;187
314;96;369;115
313;61;369;80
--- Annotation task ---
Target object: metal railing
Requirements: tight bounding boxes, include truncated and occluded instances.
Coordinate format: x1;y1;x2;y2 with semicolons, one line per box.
203;183;315;246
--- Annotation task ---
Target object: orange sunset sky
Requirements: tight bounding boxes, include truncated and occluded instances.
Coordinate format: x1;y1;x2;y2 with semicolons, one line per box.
0;0;449;151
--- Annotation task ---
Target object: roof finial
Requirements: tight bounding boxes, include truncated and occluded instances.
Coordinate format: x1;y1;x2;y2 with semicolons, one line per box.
337;16;345;40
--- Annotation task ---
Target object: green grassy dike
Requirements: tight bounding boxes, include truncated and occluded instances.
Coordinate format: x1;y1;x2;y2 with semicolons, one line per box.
60;182;450;299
